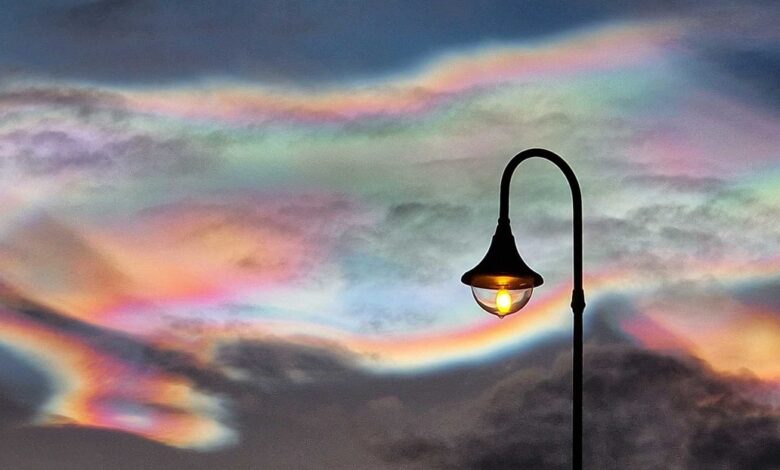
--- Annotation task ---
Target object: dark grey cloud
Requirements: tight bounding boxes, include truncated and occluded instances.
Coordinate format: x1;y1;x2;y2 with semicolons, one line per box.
0;129;214;177
0;426;193;470
622;174;725;193
0;292;776;470
358;201;478;283
215;340;359;389
575;182;780;278
379;347;780;470
0;86;123;110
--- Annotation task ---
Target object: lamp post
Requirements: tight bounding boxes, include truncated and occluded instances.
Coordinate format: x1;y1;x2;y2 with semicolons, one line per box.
461;148;584;470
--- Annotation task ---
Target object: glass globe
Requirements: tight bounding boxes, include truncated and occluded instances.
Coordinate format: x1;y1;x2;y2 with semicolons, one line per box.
471;286;533;318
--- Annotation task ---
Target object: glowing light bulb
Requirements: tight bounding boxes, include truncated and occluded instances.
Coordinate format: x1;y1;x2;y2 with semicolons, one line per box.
470;285;533;317
495;288;512;315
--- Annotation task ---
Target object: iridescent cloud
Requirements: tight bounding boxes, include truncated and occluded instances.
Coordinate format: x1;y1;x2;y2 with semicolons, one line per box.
0;16;778;451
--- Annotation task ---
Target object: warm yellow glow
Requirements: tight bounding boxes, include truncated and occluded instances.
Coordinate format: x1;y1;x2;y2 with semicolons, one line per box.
495;289;512;314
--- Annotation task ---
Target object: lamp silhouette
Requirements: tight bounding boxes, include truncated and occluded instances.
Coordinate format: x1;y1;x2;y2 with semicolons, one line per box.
461;148;585;470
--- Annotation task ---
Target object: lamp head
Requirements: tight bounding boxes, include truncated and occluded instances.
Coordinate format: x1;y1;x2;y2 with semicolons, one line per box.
461;221;543;318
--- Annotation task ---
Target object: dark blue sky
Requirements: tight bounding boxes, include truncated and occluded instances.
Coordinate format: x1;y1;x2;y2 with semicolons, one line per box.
2;0;776;114
0;0;648;84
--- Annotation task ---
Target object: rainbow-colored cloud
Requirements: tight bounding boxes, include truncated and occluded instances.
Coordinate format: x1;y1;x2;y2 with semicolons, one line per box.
0;15;778;450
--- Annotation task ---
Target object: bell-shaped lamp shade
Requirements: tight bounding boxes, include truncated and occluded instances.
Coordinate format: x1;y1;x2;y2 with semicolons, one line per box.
462;223;543;318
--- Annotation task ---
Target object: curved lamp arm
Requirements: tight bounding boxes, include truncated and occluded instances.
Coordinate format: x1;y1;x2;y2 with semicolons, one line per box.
498;147;585;470
499;148;584;309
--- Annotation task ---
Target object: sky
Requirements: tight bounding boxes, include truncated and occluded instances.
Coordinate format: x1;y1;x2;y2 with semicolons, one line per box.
0;0;778;468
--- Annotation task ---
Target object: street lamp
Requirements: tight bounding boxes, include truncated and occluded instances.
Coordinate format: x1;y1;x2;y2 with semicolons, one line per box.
461;148;585;470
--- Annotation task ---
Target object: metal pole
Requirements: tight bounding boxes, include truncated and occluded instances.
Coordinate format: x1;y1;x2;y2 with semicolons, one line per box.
499;148;585;470
572;289;585;470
